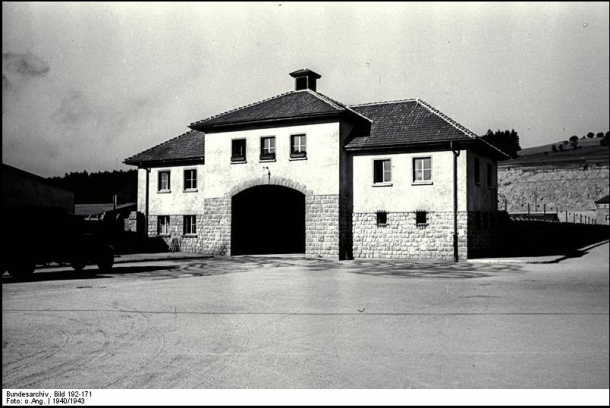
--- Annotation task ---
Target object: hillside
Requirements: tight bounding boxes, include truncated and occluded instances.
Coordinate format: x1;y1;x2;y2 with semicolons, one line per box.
498;140;609;221
499;138;608;168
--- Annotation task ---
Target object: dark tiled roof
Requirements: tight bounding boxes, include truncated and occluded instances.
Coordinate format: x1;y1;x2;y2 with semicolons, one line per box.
345;99;480;149
190;90;368;130
124;130;205;165
75;202;136;216
595;195;609;204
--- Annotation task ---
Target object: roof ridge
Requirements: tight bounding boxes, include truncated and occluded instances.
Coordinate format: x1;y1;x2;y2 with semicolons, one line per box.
349;98;419;108
311;90;372;123
415;99;508;156
124;129;200;162
415;99;479;139
190;91;296;126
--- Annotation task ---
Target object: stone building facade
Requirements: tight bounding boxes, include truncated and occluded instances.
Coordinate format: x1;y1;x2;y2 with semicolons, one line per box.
125;69;506;260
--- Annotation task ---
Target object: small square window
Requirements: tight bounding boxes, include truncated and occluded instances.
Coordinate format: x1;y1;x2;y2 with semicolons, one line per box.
184;169;197;190
376;211;387;226
260;136;276;160
158;171;171;191
374;160;391;184
183;215;196;235
416;211;427;226
413;158;432;182
157;215;170;235
232;139;246;162
291;134;307;158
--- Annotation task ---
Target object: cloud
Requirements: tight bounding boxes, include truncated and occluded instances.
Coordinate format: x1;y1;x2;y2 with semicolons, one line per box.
52;90;94;128
2;51;50;78
2;51;50;112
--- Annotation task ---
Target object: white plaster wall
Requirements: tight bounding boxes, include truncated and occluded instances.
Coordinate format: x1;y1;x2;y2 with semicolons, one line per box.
137;168;147;213
139;164;206;215
352;150;468;212
204;122;341;198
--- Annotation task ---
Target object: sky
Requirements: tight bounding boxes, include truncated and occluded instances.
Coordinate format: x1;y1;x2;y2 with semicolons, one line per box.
2;2;609;178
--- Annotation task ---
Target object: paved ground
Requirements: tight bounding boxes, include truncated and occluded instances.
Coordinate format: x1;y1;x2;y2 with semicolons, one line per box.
2;243;608;389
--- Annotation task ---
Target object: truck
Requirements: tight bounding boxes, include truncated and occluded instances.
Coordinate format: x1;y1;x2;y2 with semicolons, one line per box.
2;205;115;279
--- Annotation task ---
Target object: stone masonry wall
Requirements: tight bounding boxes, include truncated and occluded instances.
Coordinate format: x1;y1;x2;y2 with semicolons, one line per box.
467;212;501;258
306;194;340;258
200;196;231;256
148;214;205;253
352;211;468;260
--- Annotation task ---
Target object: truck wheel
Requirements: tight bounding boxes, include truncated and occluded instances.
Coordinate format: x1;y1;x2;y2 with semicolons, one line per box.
8;261;36;279
71;260;86;272
97;251;114;271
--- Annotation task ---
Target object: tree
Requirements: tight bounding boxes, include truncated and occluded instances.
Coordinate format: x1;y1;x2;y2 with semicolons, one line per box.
569;135;579;149
481;129;522;159
551;144;557;153
602;132;609;146
587;132;595;139
596;132;604;138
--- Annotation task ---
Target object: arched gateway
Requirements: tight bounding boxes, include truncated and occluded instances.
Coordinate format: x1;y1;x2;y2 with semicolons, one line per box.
231;185;305;255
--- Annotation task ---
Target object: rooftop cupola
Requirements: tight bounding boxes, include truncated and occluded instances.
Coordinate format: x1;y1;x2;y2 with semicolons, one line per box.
289;68;321;92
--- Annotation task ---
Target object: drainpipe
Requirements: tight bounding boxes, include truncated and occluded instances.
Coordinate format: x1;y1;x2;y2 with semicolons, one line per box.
450;142;460;262
141;162;150;237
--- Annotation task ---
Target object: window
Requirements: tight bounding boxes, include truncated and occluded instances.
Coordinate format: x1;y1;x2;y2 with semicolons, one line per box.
413;157;432;183
260;136;276;160
474;157;481;185
184;169;197;190
487;163;493;188
157;215;170;235
158;171;171;191
416;211;428;226
183;215;196;235
291;134;307;158
373;159;391;184
231;139;246;162
376;211;387;226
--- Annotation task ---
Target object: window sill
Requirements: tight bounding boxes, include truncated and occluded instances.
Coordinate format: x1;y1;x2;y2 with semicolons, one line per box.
416;223;429;229
289;156;307;161
158;233;170;237
183;189;198;193
412;181;433;186
372;182;393;187
376;223;388;228
259;158;276;163
157;190;171;194
231;160;247;164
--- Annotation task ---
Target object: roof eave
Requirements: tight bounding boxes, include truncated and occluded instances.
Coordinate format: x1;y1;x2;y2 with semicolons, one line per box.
124;156;205;167
189;111;346;132
344;139;477;152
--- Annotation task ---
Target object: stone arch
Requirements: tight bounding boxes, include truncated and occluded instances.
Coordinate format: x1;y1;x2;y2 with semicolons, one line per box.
227;175;312;197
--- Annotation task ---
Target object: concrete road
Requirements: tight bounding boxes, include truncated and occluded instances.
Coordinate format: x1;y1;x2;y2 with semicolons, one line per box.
2;243;608;389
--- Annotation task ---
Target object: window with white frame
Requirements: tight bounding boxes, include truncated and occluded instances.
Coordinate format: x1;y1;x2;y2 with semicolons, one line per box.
373;159;392;184
183;215;196;235
413;157;432;183
260;136;276;160
157;215;170;235
158;171;171;191
231;139;246;162
184;169;197;190
291;134;307;158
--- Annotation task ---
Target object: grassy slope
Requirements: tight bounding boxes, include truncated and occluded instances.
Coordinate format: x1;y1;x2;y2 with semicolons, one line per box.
499;139;608;168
